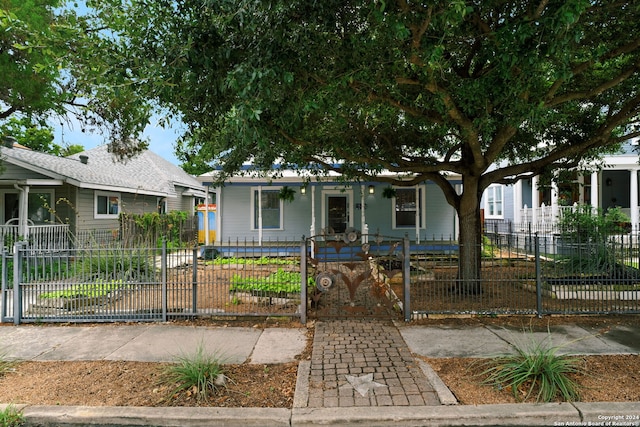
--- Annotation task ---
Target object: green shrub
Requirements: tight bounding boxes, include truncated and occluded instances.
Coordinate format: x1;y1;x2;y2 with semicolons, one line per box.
74;250;153;280
39;279;125;299
159;342;225;401
478;332;583;403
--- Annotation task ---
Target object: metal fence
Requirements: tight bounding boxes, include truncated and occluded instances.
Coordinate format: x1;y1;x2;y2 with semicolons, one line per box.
2;231;640;324
2;238;304;324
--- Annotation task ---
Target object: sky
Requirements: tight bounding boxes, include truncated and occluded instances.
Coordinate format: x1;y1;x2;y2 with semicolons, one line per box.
48;1;183;166
51;113;183;166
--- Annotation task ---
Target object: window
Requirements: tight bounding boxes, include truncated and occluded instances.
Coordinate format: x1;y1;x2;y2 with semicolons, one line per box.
393;187;423;228
157;197;167;214
95;191;120;218
485;185;503;218
252;188;282;229
28;191;54;223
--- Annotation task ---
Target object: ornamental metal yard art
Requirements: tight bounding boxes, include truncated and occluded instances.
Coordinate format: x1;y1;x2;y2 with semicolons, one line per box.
304;230;405;319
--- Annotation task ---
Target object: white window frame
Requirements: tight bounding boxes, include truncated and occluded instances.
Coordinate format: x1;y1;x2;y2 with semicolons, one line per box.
250;187;284;231
484;184;504;219
391;186;426;229
94;191;121;219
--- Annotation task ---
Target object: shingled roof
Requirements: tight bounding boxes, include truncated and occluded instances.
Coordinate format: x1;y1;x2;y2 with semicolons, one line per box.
1;144;204;198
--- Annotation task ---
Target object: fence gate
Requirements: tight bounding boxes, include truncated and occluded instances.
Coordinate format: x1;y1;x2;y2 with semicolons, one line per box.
304;231;408;320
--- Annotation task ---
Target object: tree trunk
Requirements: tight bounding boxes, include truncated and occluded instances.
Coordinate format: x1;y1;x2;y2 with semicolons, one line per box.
454;180;483;295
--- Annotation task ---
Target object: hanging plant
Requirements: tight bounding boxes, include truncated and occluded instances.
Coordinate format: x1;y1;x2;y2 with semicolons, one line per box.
278;186;296;203
382;187;396;199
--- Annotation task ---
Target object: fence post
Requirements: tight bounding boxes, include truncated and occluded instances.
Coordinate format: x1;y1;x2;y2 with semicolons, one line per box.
534;233;542;318
12;242;25;325
1;247;6;322
192;246;198;314
161;239;167;322
300;237;307;324
403;235;411;322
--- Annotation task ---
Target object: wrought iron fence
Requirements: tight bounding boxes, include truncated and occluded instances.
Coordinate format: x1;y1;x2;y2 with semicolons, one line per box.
2;238;304;324
2;231;640;324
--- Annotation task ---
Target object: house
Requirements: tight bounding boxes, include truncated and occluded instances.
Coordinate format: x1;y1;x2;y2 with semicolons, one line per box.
197;168;462;246
485;139;640;232
0;141;206;250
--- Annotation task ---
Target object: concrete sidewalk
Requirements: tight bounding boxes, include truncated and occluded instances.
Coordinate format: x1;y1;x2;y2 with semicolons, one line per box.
0;320;638;426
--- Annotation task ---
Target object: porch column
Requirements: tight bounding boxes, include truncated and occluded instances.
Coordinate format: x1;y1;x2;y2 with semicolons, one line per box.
630;169;639;229
360;185;368;243
513;179;522;224
18;185;29;238
415;185;420;244
310;185;316;257
310;186;316;237
257;186;263;245
551;174;559;221
531;176;539;225
591;172;599;211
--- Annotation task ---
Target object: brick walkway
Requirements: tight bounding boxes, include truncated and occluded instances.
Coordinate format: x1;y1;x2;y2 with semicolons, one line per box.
304;319;440;407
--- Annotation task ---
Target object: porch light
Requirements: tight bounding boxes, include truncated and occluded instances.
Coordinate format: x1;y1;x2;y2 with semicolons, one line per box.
368;185;375;194
300;186;306;195
606;178;612;186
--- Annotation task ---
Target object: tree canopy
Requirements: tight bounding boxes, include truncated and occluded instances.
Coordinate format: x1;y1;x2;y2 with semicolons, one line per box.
0;0;151;155
101;0;640;186
62;0;640;289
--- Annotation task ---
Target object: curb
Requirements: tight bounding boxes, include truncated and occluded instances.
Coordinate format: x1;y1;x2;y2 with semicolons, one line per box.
11;402;640;426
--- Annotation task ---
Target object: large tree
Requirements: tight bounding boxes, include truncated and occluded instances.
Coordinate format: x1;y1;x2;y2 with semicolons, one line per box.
96;0;640;292
0;0;151;155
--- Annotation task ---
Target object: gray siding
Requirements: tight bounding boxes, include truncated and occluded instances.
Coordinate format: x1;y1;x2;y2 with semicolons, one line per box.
1;163;51;180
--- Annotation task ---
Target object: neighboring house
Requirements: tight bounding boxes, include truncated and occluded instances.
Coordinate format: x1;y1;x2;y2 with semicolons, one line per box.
484;139;640;232
197;168;462;245
0;142;206;250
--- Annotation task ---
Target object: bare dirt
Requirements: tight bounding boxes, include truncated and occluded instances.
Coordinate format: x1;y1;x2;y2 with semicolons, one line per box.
0;316;637;408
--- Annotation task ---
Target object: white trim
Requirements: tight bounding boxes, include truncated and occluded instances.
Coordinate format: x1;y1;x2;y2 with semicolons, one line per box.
94;191;121;219
250;186;284;231
321;188;354;232
483;184;504;219
391;185;426;230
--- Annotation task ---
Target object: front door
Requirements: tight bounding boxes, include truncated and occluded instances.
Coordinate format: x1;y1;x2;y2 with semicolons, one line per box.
327;196;348;234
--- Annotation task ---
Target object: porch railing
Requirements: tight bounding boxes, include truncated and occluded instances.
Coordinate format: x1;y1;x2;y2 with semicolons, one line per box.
0;223;70;253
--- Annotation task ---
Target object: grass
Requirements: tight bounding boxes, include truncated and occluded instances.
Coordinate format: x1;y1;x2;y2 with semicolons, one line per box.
478;330;584;403
159;342;225;401
0;405;23;427
0;352;21;427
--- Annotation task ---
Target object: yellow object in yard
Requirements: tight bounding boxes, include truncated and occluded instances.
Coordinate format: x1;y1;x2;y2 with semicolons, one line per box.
197;204;216;244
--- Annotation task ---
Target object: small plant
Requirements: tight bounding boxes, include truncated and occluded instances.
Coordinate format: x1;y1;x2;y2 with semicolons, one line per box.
382;187;396;199
159;342;225;401
478;331;583;403
0;404;24;427
278;186;296;203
